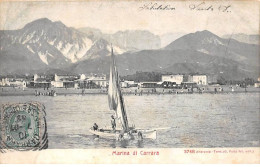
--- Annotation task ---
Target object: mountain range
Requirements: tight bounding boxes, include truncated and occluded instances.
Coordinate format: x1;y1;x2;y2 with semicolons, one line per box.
0;18;259;80
78;28;161;50
0;18;125;74
222;33;259;45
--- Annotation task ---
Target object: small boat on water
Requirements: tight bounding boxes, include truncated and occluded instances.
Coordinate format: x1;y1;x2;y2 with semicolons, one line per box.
89;46;157;140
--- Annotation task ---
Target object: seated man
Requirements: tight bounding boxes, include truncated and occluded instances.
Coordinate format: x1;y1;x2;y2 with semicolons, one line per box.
93;123;98;131
111;115;116;131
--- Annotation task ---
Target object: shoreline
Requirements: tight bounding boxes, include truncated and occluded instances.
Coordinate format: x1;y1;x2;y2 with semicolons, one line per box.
0;88;259;96
1;85;259;96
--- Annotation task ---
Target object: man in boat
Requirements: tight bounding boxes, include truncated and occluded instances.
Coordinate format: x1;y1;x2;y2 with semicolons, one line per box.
111;115;116;132
127;129;135;140
137;131;143;140
93;123;99;131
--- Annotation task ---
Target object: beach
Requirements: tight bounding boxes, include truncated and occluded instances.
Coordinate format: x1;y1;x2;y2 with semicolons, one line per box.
0;85;259;96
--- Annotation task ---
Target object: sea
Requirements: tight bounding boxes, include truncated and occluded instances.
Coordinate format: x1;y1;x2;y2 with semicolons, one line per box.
0;92;259;148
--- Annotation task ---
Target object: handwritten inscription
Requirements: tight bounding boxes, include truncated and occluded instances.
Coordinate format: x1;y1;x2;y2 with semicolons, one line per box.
139;2;175;11
189;2;231;12
138;2;231;13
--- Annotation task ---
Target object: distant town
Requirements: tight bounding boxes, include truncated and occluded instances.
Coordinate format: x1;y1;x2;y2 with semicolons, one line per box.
1;72;259;96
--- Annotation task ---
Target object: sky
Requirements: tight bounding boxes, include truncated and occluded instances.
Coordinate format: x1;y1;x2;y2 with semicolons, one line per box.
0;0;259;36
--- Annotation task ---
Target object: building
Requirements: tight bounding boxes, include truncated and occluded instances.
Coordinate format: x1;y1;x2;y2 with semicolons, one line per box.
207;75;218;84
1;77;27;88
162;74;184;85
139;82;160;88
192;75;208;85
1;78;11;86
254;82;260;88
87;74;107;88
181;82;197;89
254;77;260;88
76;74;108;88
120;80;136;88
51;74;78;88
32;74;52;88
161;81;177;88
121;81;128;88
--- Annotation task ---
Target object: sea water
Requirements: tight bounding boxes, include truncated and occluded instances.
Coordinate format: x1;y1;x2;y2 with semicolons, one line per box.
0;93;259;148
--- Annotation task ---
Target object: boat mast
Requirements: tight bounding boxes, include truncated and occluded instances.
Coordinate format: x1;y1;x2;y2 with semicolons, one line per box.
108;45;129;132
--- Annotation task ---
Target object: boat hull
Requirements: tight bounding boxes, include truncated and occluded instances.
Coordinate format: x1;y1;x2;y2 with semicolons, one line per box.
89;128;157;140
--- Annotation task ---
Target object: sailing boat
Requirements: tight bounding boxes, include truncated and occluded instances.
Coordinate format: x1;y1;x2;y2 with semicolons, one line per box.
89;46;157;140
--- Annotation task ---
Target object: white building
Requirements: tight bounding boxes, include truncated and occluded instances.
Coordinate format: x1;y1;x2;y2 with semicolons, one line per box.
161;74;184;85
254;82;260;88
51;74;78;88
121;81;128;88
78;74;108;88
120;80;135;88
1;78;26;88
254;77;260;88
192;75;208;85
51;80;63;88
34;74;47;82
32;74;52;88
87;75;108;88
80;74;87;80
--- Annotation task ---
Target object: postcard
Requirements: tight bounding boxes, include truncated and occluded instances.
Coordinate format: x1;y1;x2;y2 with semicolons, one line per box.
0;0;259;164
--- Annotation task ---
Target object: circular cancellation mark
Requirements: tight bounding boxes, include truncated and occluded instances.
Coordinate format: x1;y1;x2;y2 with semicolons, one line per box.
0;102;48;152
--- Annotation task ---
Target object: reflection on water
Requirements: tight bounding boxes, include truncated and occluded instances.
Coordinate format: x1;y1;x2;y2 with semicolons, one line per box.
0;93;259;148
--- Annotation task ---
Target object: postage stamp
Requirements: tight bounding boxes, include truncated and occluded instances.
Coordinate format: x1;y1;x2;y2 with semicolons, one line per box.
0;102;48;151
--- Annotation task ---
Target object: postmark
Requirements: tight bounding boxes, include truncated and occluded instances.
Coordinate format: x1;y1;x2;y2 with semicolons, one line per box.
0;102;48;151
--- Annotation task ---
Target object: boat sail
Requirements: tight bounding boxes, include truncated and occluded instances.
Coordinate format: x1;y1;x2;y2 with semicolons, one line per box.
108;47;129;132
89;46;157;140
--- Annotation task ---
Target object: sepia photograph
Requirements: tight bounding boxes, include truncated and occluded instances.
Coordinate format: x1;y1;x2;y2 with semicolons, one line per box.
0;0;259;164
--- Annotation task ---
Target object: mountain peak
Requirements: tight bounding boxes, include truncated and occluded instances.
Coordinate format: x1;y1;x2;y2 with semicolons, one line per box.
35;18;52;22
194;30;220;38
28;18;52;24
23;18;53;29
164;30;223;50
197;30;212;34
